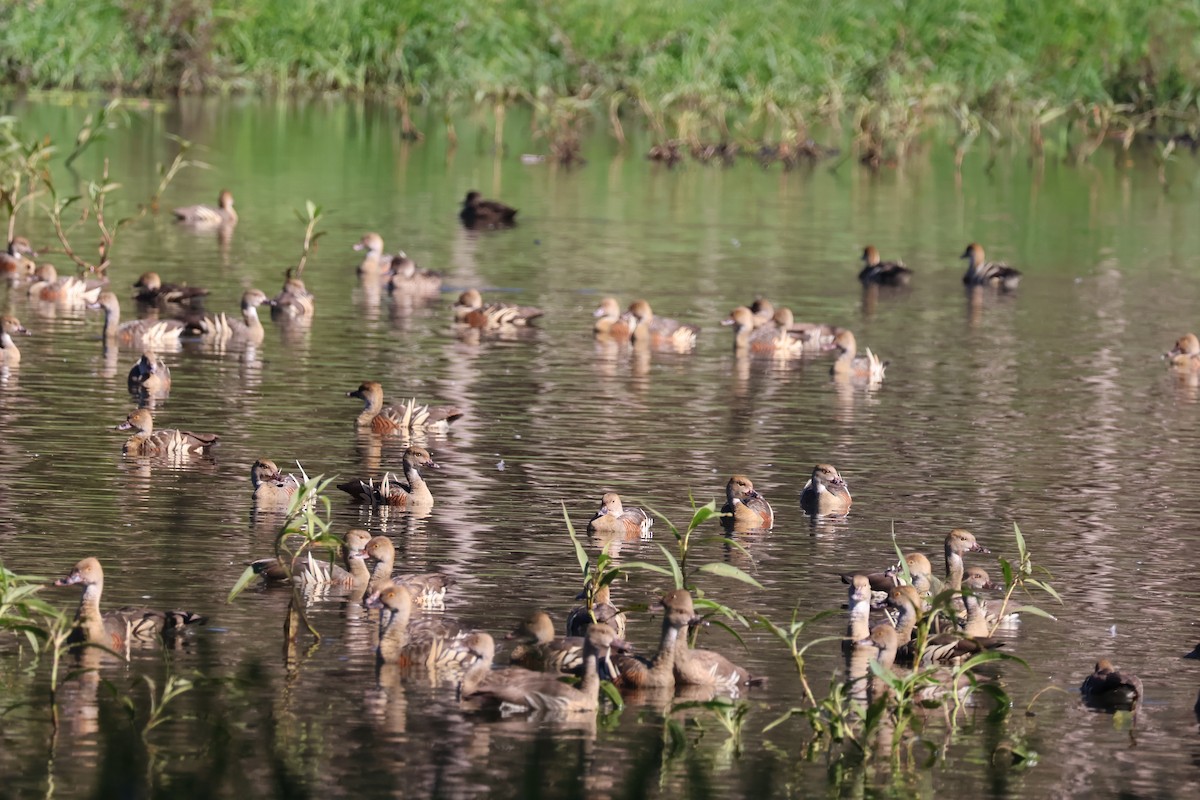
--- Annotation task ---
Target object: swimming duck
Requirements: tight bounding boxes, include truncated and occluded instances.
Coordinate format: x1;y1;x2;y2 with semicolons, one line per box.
830;330;887;384
367;584;483;674
251;529;372;590
337;446;438;508
126;351;171;397
774;307;842;350
670;589;764;694
172;190;237;226
271;269;315;320
1081;658;1143;710
943;529;990;592
628;299;699;352
566;583;628;640
353;232;392;276
0;316;30;366
459;191;518;228
859;246;913;286
452;289;543;329
1166;334;1200;371
721;474;774;532
506;611;587;674
250;458;301;510
386;252;443;295
610;589;693;690
585;492;653;538
845;575;873;645
593;297;633;338
132;272;208;306
840;552;936;597
961;243;1021;289
347;381;464;435
53;557;206;650
89;291;185;349
859;624;973;706
0;237;37;281
799;464;852;516
460;624;622;715
889;585;1005;666
363;535;455;609
187;289;274;346
722;306;803;356
27;263;105;305
116;408;219;457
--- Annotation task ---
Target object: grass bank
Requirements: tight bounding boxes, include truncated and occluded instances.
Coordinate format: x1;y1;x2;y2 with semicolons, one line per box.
3;1;1200;158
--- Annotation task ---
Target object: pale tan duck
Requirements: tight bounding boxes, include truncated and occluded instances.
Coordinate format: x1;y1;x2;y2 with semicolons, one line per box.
363;535;455;609
610;588;693;690
252;529;372;590
566;583;628;640
27;263;104;305
585;492;652;539
172;189;237;226
353;232;393;277
799;463;853;516
1166;334;1200;372
627;299;699;352
368;583;484;675
859;624;973;706
459;624;621;715
452;289;543;329
53;557;206;651
387;252;443;295
859;245;913;286
506;610;588;674
961;243;1021;289
721;474;774;532
0;316;30;366
89;291;185;350
830;330;887;385
132;272;208;306
0;237;37;281
347;381;464;435
670;589;764;694
774;307;843;350
188;289;274;346
250;458;301;510
593;297;633;339
271;269;315;320
721;306;803;357
117;408;219;457
943;529;990;592
126;351;171;397
338;446;438;508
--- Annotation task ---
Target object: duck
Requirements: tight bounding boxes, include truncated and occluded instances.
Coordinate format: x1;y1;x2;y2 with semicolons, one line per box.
1165;334;1200;372
961;243;1021;289
271;269;315;320
888;585;1005;666
859;246;913;286
610;589;694;690
27;263;105;305
721;306;803;356
859;624;973;706
585;493;653;539
452;289;543;329
363;535;455;609
566;583;628;640
799;464;852;516
367;584;483;674
943;529;990;592
773;307;843;350
132;272;208;306
460;624;623;716
720;474;774;532
627;299;699;352
840;552;937;598
337;446;438;509
353;232;392;276
670;589;764;694
1080;659;1143;710
386;252;443;295
187;289;274;346
0;237;37;281
251;530;372;590
593;297;633;339
172;190;237;226
0;316;30;366
505;611;587;674
53;557;206;650
250;458;301;510
459;191;518;228
347;381;464;435
830;330;887;384
89;291;185;349
845;575;873;645
116;408;219;457
126;351;171;396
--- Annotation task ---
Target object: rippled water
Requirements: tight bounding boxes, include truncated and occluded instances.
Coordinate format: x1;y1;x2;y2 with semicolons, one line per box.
3;96;1200;798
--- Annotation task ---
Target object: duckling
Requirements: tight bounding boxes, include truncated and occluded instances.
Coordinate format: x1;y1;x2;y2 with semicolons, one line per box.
961;243;1021;289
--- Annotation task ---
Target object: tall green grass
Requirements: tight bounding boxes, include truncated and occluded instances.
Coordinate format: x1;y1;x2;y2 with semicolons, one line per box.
3;1;1199;138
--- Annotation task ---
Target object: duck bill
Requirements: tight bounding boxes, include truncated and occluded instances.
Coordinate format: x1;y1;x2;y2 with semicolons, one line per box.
54;573;83;587
970;544;991;554
346;388;365;399
115;420;134;431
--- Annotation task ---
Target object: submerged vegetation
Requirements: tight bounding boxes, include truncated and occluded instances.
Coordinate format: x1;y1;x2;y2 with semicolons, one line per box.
4;1;1200;161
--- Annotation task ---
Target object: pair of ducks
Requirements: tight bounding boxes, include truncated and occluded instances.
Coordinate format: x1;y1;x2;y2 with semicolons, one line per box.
453;289;544;330
352;233;443;294
592;298;700;352
716;465;851;531
722;305;887;383
859;243;1020;289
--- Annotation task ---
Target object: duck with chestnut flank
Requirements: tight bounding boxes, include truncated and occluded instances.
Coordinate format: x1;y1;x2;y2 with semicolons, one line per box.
721;474;774;532
337;446;438;508
859;246;913;286
609;589;694;690
362;535;455;609
799;464;852;516
1166;334;1200;372
506;611;588;674
117;408;218;457
0;237;37;281
593;297;634;339
28;263;104;305
721;306;804;357
586;492;652;539
89;291;185;350
961;243;1021;289
627;299;699;352
53;557;205;651
452;289;544;329
830;330;887;385
126;351;171;397
353;232;393;277
459;191;518;228
347;381;463;435
186;289;274;346
172;190;237;226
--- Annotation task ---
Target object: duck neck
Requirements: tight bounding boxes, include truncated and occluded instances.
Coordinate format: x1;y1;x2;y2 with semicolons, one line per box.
102;306;119;338
894;604;918;641
75;583;106;642
847;596;871;641
241;302;264;333
378;605;411;662
651;620;682;675
369;553;395;593
945;549;964;591
579;648;601;700
961;592;988;637
346;553;369;586
403;461;426;492
356;394;383;427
